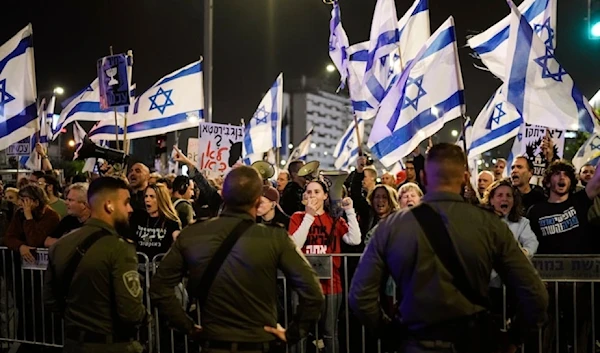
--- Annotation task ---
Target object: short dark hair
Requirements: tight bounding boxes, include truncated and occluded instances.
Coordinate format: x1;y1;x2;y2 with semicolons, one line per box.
32;171;45;179
88;177;130;205
172;176;191;195
222;166;263;211
288;161;304;176
41;174;61;197
514;155;534;172
543;160;578;193
18;184;49;215
157;177;173;190
580;163;595;174
425;144;466;185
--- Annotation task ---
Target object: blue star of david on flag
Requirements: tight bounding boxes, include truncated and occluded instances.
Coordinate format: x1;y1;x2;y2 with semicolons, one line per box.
485;103;506;129
517;132;523;142
533;17;555;50
346;136;354;151
591;137;600;151
149;87;174;114
254;106;269;125
0;79;16;118
402;75;427;111
533;47;567;82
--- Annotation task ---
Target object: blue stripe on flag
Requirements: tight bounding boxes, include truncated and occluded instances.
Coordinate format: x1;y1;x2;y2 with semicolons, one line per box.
365;75;386;103
349;49;368;62
0;104;37;138
352;100;373;112
270;87;279;149
506;13;533;115
365;29;400;72
469;117;523;151
341;148;359;169
155;62;202;87
412;0;428;15
473;0;550;55
421;26;456;61
572;86;595;133
372;91;464;158
0;36;31;74
243;124;254;156
90;110;203;136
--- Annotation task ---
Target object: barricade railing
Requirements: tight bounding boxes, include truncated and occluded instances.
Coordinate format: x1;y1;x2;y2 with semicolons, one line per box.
1;247;599;353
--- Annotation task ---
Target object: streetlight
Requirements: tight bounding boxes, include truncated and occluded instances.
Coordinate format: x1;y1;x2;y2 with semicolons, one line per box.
280;160;286;166
450;130;458;137
310;143;317;149
68;139;76;148
53;87;64;95
326;64;336;73
592;22;600;38
288;143;294;149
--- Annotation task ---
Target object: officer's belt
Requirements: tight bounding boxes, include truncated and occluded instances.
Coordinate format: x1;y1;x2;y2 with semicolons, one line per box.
204;340;271;352
65;328;135;344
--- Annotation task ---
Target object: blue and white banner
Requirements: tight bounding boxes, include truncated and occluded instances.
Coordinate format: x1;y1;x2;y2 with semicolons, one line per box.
328;1;349;90
333;118;364;170
0;24;38;151
53;79;126;139
242;73;283;158
572;133;600;172
288;127;313;163
89;61;204;141
468;0;556;81
21;99;45;170
467;86;522;159
503;0;599;133
368;17;465;167
396;0;430;69
347;42;375;120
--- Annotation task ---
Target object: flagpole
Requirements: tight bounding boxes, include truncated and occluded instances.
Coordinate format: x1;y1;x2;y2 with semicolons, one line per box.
109;46;121;151
123;50;133;155
353;114;363;156
204;0;214;123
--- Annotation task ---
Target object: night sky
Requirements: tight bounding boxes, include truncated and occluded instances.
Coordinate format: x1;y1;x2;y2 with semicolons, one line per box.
1;0;599;139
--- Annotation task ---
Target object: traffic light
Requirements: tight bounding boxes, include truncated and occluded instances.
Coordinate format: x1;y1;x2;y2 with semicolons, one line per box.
590;0;600;39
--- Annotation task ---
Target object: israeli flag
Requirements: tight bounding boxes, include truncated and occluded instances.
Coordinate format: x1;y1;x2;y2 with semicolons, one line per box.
328;1;349;90
507;123;526;171
468;0;556;81
0;24;38;151
333;118;364;170
242;73;283;158
89;61;204;141
503;1;599;133
396;0;430;68
467;87;522;159
53;79;126;139
288;127;313;163
455;116;472;149
347;42;375;120
368;17;465;167
572;133;600;173
20;100;45;170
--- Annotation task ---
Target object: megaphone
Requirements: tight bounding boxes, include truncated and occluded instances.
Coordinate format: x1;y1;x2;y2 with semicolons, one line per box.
251;161;275;180
75;137;129;164
320;170;349;218
297;161;320;181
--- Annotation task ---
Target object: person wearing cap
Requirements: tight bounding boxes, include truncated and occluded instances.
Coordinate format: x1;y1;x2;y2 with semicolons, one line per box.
257;185;290;229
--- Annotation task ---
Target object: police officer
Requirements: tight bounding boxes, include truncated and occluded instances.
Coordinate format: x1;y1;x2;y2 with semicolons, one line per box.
150;166;324;352
349;144;548;353
44;177;147;353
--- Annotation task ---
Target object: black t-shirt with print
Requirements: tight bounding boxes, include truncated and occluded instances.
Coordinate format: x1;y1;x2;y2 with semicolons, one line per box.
527;190;595;254
521;184;546;213
130;210;181;260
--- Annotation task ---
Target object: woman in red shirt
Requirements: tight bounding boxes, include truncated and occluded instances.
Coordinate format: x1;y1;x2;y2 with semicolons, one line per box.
288;180;361;353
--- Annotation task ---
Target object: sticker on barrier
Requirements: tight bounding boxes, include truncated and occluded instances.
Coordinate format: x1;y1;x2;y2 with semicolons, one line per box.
532;256;600;280
21;249;49;270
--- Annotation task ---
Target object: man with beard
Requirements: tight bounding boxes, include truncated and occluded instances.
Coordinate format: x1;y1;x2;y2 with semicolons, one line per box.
44;177;147;353
510;156;546;212
128;162;150;212
527;160;600;254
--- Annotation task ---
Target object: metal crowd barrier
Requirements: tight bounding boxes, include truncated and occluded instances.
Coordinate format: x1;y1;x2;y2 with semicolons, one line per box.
2;247;600;353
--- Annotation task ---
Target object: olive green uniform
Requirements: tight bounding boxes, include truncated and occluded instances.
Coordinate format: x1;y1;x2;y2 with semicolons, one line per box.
44;218;147;353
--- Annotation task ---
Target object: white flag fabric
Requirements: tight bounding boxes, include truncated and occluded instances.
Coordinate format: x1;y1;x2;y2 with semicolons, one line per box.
88;61;204;141
395;0;430;69
572;133;600;173
53;79;126;139
503;1;599;133
468;0;556;81
347;42;375;120
288;127;313;163
21;99;45;171
333;119;364;170
507;123;526;171
328;1;349;90
468;87;522;159
0;24;37;151
368;17;465;167
242;73;283;158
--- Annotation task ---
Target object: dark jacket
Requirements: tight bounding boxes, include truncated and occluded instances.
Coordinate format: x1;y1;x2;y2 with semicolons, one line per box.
350;171;375;247
149;211;323;344
280;181;305;217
